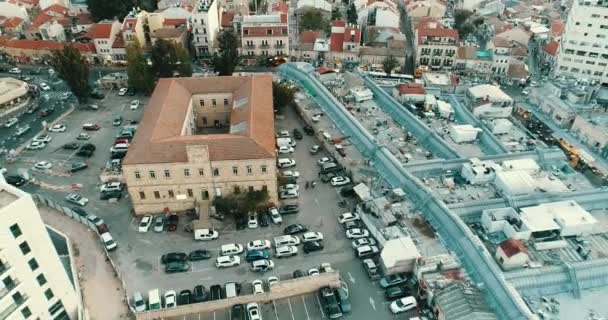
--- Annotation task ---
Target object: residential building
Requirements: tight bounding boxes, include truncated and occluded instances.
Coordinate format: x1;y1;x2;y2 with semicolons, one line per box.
25;4;69;40
316;67;339;83
122;75;278;215
151;26;188;46
39;0;69;10
297;30;326;62
0;179;80;319
328;20;361;64
39;21;66;42
240;13;289;61
542;41;559;69
489;36;512;76
121;9;149;47
364;26;405;47
415;18;459;71
79;20;122;64
0;38;96;64
550;19;565;42
0;2;28;20
506;62;529;84
555;0;608;84
190;0;220;58
495;239;529;270
570;115;608;150
220;0;249;15
354;0;399;27
296;0;332;13
0;17;25;36
0;78;29;111
432;281;498;320
405;0;446;22
359;46;406;69
454;46;493;79
392;82;426;104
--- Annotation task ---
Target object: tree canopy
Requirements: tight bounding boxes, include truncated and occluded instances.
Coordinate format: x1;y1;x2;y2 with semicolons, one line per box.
86;0;157;22
347;3;358;25
300;9;327;31
213;190;270;217
332;8;342;20
273;81;296;113
382;55;400;75
150;39;192;78
211;30;241;76
126;40;155;94
50;44;90;103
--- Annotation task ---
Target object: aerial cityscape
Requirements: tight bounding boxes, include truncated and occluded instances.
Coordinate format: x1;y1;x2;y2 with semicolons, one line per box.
0;0;608;318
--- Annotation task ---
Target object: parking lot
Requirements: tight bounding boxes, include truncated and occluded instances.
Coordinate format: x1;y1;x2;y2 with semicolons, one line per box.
3;76;411;319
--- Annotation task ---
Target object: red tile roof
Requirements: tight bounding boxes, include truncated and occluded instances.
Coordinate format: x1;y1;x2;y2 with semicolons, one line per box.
330;26;361;52
75;13;94;25
3;39;95;52
300;30;320;44
396;82;425;94
543;41;559;56
551;20;564;37
122;18;137;32
30;12;55;28
498;239;528;258
112;35;126;48
317;67;335;75
415;17;440;30
43;4;68;14
243;26;288;37
164;18;187;27
84;22;114;39
492;36;511;48
332;20;346;27
417;28;459;45
272;2;289;13
221;12;235;28
0;17;23;28
511;46;527;57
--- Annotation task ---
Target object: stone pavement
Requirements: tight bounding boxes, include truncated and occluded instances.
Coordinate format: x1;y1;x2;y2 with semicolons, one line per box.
38;205;132;320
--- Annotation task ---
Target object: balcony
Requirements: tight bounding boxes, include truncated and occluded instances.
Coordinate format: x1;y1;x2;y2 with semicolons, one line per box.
275;43;285;48
260;43;270;48
0;263;10;277
0;280;19;300
0;295;27;320
244;44;256;49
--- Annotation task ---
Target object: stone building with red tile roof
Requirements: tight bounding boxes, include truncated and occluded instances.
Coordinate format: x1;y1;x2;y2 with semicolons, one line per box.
495;239;529;270
0;39;96;63
122;75;278;215
0;17;24;36
414;19;459;71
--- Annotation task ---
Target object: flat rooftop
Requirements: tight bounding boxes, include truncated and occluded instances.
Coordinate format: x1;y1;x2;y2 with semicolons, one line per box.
0;188;18;208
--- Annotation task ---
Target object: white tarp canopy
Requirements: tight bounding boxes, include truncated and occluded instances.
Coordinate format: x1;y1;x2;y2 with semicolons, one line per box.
353;183;371;201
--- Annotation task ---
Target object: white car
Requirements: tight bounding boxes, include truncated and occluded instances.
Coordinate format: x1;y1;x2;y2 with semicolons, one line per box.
100;182;122;193
320;262;334;273
248;212;258;229
40;83;51;91
277;158;296;168
164;290;177;308
153;216;164;232
389;296;417;314
138;215;153;232
268;276;279;287
279;184;299;193
346;228;370;239
27;141;46;150
338;212;360;224
317;157;335;166
100;232;117;251
4;117;18;128
8;67;21;74
280;189;298;200
247;302;262;320
133;292;146;312
66;193;88;206
252;280;264;295
194;228;219;240
274;245;298;258
33;134;52;143
308;268;320;276
33;161;52;170
118;88;128;96
251;259;274;272
247;240;271;251
330;176;351;186
268;207;282;224
276;130;290;138
301;231;323;242
281;170;300;178
216;255;240;268
277;146;295;154
130;100;140;110
352;238;377;249
49;124;66;132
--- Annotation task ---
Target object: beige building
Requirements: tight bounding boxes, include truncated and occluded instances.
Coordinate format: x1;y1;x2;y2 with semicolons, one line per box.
0;178;80;319
0;78;29;111
123;76;278;215
241;13;289;62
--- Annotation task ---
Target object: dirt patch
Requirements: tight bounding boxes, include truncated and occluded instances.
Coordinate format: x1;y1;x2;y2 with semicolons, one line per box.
411;217;436;238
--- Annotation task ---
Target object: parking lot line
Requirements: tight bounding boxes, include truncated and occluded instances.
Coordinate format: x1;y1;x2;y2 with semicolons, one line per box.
300;295;311;320
315;294;325;318
287;298;296;320
273;300;280;320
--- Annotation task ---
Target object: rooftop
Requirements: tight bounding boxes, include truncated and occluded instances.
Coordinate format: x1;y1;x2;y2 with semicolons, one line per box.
0;188;18;209
434;281;498;320
468;84;512;102
498;239;528;257
123;76;275;165
395;82;425;95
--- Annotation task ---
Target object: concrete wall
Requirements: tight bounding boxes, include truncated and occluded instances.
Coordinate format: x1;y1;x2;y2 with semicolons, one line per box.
135;272;340;319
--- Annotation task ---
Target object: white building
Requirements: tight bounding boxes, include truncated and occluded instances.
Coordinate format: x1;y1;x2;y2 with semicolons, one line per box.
486;118;513;135
0;178;80;319
350;87;373;102
495;239;529;270
461;158;500;185
415;19;459;71
39;21;66;42
494;170;537;195
555;0;608;85
190;0;220;58
449;124;481;143
435;100;454;118
481;207;531;240
240;14;289;59
0;78;29;111
465;84;514;118
501;158;540;174
520;201;599;237
380;237;421;275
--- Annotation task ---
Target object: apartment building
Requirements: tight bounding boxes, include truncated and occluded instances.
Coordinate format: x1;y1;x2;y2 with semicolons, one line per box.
415;18;459;70
328;20;361;64
190;0;220;58
0;180;80;319
122;75;278;215
80;20;122;63
240;14;289;61
555;0;608;84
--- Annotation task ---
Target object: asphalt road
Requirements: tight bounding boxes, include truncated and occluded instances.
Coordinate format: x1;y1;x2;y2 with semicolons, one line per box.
3;85;404;319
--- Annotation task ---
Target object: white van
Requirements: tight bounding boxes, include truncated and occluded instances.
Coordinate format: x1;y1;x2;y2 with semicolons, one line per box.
322;131;332;142
148;289;161;310
225;282;239;298
276;137;296;147
273;235;300;247
356;245;379;258
277;158;296;168
110;143;129;153
220;243;244;256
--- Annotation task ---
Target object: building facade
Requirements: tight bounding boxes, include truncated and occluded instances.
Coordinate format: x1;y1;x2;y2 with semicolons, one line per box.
240;14;289;60
122;76;278;215
555;0;608;84
415;19;459;70
328;21;361;64
190;0;220;58
0;179;80;319
0;78;29;111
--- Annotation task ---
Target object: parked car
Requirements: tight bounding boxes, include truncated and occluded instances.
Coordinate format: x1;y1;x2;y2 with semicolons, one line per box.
65;193;88;206
166;214;179;231
279;184;299;193
251;280;264;295
280;189;298;199
258;211;270;227
76;133;91;140
99;190;122;200
268;276;279;287
215;255;241;268
308;268;320;276
3;117;18;128
247;303;261;320
231;304;246;320
379;274;408;289
346;228;369;239
153;215;164;232
317;157;335;166
303;125;314;135
33;161;52;170
352;238;377;249
161;252;187;264
245;249;270;262
5;175;26;187
100;182;123;193
343;220;364;230
165;261;190;273
330;176;351;186
138;215;153;232
112;117;123;126
248;212;258;229
284;223;308;235
118;88;128;96
8;67;21;74
178;289;192;305
189;250;212;261
281;171;300;179
385;286;410;300
133;292;146;312
39;82;51;91
209;285;224;300
192;285;208;303
164;290;177;308
274;245;298;258
268;207;282;224
130;100;140;109
39;108;54;117
82;123;100;131
277;146;294;154
194;228;219;241
292;128;303;140
100;232;117;251
309;145;321;154
292;270;305;278
63;143;80;150
303;241;324;253
389;296;417;314
279;204;299;215
69;162;88;173
247;240;271;251
49;124;66;132
26;141;46;150
77;148;94;158
81;143;96;151
251;259;274;272
338;212;360;224
301;231;323;242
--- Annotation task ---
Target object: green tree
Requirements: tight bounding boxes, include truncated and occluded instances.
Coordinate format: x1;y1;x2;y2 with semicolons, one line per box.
212;190;270;217
273;81;296;113
150;39;177;77
176;46;193;77
87;0;133;22
454;9;474;36
126;40;155;93
211;30;241;76
300;9;326;31
382;55;399;75
347;3;358;25
332;8;342;20
50;44;90;102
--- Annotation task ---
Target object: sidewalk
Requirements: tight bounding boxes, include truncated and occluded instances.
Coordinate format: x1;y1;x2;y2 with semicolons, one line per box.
38;206;132;320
